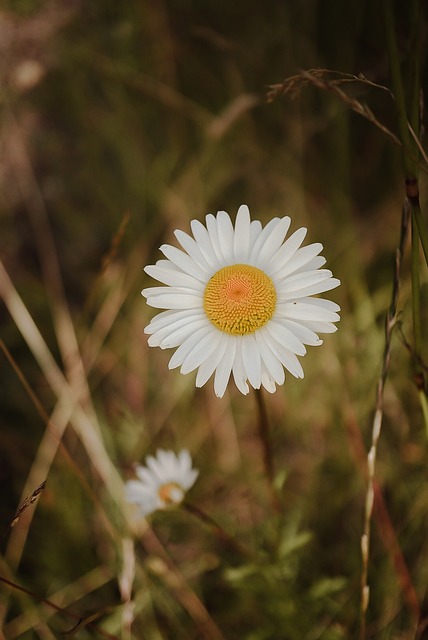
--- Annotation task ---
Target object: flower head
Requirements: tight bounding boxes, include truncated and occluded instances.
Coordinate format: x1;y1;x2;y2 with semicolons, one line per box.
143;205;340;397
125;449;198;517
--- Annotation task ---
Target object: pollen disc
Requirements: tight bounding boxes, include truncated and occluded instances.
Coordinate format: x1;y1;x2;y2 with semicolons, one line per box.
158;483;184;505
203;264;276;335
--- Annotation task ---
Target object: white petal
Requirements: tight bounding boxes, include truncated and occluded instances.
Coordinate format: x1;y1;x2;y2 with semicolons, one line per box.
190;219;221;269
159;244;207;280
145;264;204;290
134;466;157;487
264;227;307;274
216;211;235;263
168;326;212;370
158;318;209;349
290;255;326;276
255;330;285;385
261;369;277;393
279;270;339;298
145;309;205;335
241;334;262;389
251;217;291;267
174;229;213;272
263;335;304;378
145;455;165;481
153;259;179;271
144;290;202;310
205;213;226;264
269;242;322;279
250;219;263;246
177;449;192;474
248;217;280;264
125;486;157;516
232;339;250;395
296;320;339;334
264;320;307;355
285;278;341;298
279;300;340;323
279;319;322;346
214;337;237;397
180;328;222;374
302;297;341;312
195;335;230;389
283;269;333;290
234;204;251;262
125;480;153;501
184;469;199;488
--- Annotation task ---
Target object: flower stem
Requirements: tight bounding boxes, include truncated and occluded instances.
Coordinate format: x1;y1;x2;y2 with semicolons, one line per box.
255;388;281;513
182;502;250;557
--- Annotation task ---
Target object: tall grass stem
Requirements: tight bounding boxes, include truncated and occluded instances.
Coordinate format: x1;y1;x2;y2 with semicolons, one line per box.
359;203;409;640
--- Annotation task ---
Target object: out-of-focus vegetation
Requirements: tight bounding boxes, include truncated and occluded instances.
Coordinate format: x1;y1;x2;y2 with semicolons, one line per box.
0;1;427;638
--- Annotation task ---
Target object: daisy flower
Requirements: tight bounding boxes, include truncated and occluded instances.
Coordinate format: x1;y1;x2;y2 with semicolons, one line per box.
143;204;340;398
125;449;199;517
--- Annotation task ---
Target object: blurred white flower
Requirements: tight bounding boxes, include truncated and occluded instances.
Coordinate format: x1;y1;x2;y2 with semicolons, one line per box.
143;204;340;397
125;449;198;517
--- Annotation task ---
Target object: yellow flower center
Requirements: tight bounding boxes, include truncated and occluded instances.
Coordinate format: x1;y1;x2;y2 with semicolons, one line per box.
203;264;276;335
158;482;184;506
